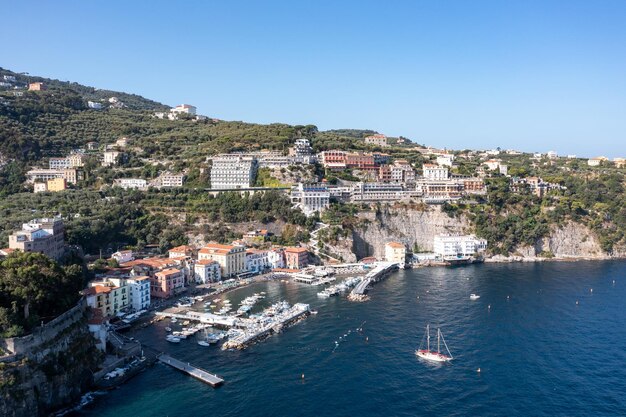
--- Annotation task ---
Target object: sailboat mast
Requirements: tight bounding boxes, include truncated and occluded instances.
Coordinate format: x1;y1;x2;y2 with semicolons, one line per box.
426;325;430;351
437;329;441;353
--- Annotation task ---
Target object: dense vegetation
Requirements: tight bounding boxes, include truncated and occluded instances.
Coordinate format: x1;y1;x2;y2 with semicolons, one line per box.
0;188;316;254
0;252;85;337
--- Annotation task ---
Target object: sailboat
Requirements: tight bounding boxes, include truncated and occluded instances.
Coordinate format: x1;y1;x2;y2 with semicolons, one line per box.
415;325;453;362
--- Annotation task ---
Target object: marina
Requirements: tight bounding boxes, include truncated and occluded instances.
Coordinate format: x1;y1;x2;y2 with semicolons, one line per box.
222;302;311;350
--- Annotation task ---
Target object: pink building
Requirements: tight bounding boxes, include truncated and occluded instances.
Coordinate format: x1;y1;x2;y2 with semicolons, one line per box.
284;247;309;270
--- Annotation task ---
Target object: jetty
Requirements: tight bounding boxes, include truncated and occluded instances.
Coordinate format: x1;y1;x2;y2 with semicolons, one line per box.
222;303;310;350
158;353;224;387
155;311;237;327
348;262;399;302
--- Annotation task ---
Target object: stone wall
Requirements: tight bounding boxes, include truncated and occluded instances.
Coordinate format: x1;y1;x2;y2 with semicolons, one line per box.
0;298;102;417
0;298;87;356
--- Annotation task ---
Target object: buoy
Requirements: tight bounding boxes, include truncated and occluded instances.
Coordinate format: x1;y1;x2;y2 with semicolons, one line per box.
488;304;491;309
301;373;305;379
590;288;593;293
576;300;579;305
366;337;369;342
477;368;481;373
507;296;510;300
613;280;616;285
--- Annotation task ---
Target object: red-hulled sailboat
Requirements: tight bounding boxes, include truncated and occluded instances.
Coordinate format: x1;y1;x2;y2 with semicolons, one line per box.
415;324;453;362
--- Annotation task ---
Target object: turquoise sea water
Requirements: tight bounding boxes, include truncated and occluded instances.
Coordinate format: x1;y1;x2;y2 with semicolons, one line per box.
74;261;626;416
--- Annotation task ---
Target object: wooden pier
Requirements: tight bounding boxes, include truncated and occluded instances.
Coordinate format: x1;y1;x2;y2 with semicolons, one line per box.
158;354;224;387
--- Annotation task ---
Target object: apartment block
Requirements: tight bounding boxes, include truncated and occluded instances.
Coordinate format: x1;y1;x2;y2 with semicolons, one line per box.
194;260;222;284
290;183;330;216
198;243;247;277
8;217;65;260
210;155;258;189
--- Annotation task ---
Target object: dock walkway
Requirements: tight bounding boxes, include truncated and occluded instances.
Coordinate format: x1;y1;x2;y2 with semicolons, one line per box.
158;353;224;387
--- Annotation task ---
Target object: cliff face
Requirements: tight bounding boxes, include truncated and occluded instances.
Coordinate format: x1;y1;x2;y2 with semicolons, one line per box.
321;206;619;262
503;221;609;261
0;302;102;417
351;206;470;259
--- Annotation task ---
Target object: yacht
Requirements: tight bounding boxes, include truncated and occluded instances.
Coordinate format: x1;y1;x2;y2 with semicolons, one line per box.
415;325;453;363
470;294;480;300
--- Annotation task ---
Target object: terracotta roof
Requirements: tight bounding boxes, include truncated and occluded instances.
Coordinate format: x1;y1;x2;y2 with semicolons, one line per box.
206;242;235;249
199;248;231;255
154;268;182;277
121;257;175;269
128;276;150;282
196;259;219;266
169;245;194;253
285;247;308;253
386;242;405;249
83;286;112;295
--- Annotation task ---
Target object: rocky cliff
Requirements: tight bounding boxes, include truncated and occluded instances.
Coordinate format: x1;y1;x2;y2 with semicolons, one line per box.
0;301;102;417
321;206;620;262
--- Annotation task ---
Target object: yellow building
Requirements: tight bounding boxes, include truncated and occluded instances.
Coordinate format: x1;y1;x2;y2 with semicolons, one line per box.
385;241;406;265
47;178;67;192
198;243;246;277
83;281;130;317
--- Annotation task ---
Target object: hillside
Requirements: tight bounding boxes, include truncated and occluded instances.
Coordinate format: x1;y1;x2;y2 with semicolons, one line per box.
0;67;624;259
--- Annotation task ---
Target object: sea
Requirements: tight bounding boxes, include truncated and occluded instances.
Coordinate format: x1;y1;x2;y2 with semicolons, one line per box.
72;261;626;417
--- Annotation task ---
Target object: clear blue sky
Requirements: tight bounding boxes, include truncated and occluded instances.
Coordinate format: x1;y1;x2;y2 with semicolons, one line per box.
3;0;625;157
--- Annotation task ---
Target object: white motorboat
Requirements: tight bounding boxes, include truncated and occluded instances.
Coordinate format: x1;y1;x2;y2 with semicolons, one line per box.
197;340;211;347
470;294;480;300
415;325;453;363
166;335;181;343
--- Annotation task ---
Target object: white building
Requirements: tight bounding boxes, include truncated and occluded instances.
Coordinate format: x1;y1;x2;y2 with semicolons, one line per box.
126;276;151;311
436;154;455;167
88;101;103;109
114;178;147;190
26;168;80;184
422;164;449;180
267;248;285;269
103;151;121;167
49;157;70;170
547;151;558;159
194;260;222;283
484;159;502;171
433;235;487;260
350;182;413;202
159;172;185;187
171;104;197;116
112;250;134;264
210;155;258;189
33;183;48;193
292;139;314;164
587;157;607;167
290;183;330;216
246;249;271;274
364;134;388;147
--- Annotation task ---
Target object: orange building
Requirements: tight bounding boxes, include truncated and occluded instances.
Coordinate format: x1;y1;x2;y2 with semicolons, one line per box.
28;82;47;91
284;247;309;270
